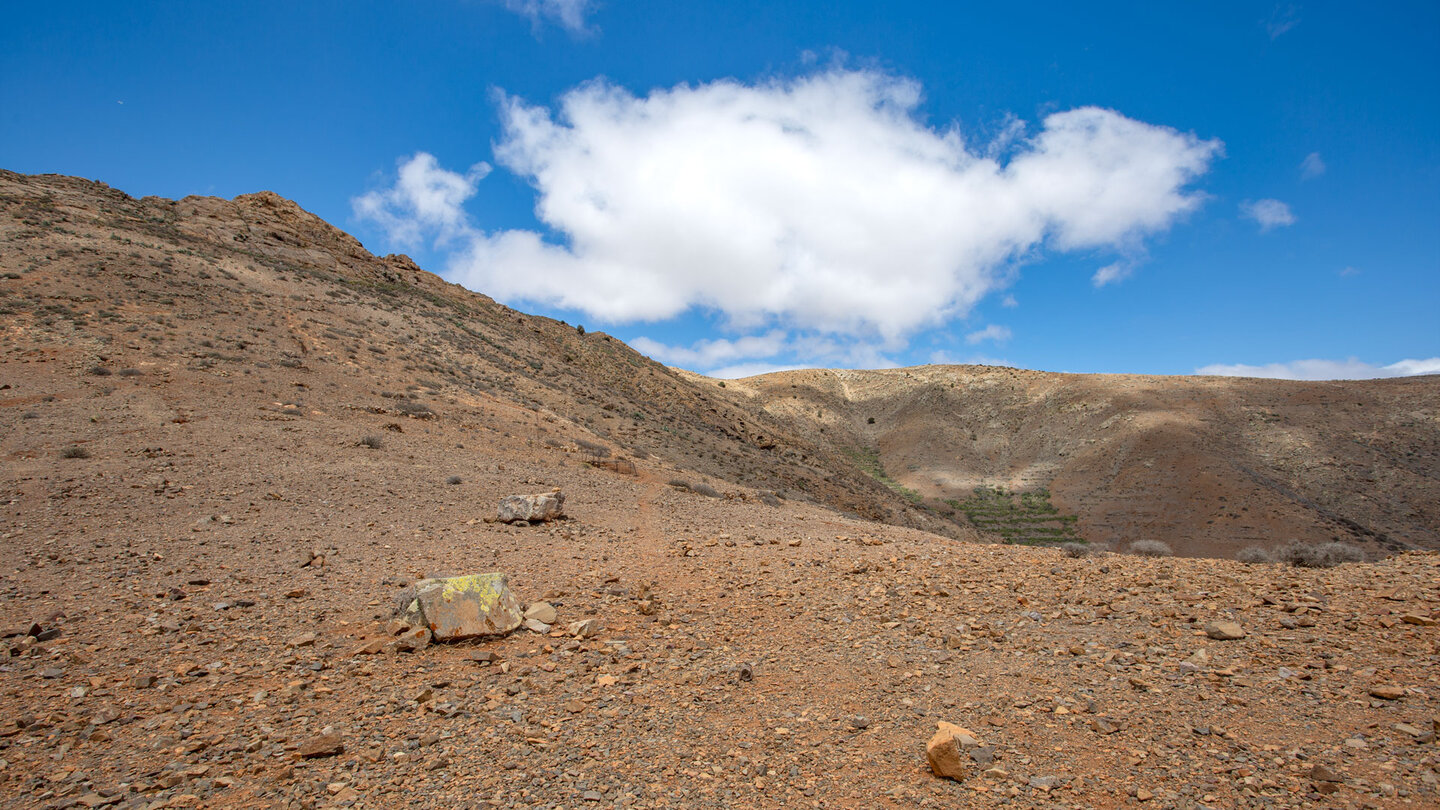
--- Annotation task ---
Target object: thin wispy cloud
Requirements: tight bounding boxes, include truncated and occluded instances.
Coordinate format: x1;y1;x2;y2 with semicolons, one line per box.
630;331;789;369
1300;151;1325;179
356;68;1221;373
501;0;595;35
1265;4;1301;39
965;324;1012;345
1092;260;1136;287
1197;357;1440;381
1240;198;1296;232
929;350;1013;368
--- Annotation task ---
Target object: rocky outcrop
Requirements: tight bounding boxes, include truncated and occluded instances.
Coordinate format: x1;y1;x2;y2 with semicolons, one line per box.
394;573;524;641
497;491;566;523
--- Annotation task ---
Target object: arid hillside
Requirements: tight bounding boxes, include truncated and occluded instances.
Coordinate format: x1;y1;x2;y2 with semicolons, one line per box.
1;171;1437;810
724;365;1439;559
0;169;942;535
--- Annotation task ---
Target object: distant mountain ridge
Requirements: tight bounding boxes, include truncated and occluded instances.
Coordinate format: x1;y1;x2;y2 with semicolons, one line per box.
722;364;1438;557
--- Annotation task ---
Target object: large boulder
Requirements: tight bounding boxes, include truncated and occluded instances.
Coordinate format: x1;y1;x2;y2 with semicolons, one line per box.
394;573;524;641
497;491;565;524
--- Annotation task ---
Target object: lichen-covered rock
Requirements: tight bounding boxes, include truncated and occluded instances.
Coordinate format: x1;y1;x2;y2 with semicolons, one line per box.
497;491;565;523
395;573;524;641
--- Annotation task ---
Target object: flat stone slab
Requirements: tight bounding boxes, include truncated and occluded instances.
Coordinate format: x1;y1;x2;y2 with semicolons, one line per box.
402;573;524;641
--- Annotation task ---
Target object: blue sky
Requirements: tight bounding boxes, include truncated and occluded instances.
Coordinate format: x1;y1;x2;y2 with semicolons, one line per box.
3;1;1437;379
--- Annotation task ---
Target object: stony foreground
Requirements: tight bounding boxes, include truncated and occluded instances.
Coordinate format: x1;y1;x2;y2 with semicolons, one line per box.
1;456;1436;809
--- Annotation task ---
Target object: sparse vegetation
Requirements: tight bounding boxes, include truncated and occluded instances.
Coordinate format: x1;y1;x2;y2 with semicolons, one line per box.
1235;546;1275;564
61;445;90;459
691;482;721;498
1281;541;1364;568
358;435;383;450
118;367;143;377
667;479;692;490
575;438;610;459
446;475;462;485
846;447;922;504
87;365;111;376
1060;541;1092;558
953;486;1084;546
1129;539;1174;557
394;399;435;418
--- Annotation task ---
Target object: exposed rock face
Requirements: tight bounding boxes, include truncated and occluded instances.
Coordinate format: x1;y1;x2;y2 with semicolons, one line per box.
394;573;524;641
498;491;566;523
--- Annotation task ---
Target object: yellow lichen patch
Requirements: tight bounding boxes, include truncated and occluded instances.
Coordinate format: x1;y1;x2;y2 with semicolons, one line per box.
438;573;505;608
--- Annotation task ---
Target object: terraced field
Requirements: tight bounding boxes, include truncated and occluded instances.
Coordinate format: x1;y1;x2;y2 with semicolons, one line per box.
950;486;1085;546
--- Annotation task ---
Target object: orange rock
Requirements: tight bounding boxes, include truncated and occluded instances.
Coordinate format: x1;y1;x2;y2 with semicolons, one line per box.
926;721;979;781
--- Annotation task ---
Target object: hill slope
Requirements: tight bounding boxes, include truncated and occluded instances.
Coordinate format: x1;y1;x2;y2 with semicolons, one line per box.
0;169;943;534
724;363;1439;558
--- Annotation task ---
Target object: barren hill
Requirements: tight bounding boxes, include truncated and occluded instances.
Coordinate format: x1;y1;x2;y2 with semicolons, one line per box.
1;171;1437;809
724;366;1440;559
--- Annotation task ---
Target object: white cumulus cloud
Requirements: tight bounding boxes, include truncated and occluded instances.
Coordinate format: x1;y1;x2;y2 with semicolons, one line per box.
356;68;1221;351
1240;198;1296;232
353;154;489;247
1195;357;1440;381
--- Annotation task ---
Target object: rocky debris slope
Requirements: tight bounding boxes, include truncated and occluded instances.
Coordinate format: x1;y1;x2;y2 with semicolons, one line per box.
0;169;936;541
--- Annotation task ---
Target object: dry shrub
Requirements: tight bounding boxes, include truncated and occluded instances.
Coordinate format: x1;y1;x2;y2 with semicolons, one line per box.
1129;539;1174;558
1235;546;1275;564
1281;541;1363;568
1060;542;1092;558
